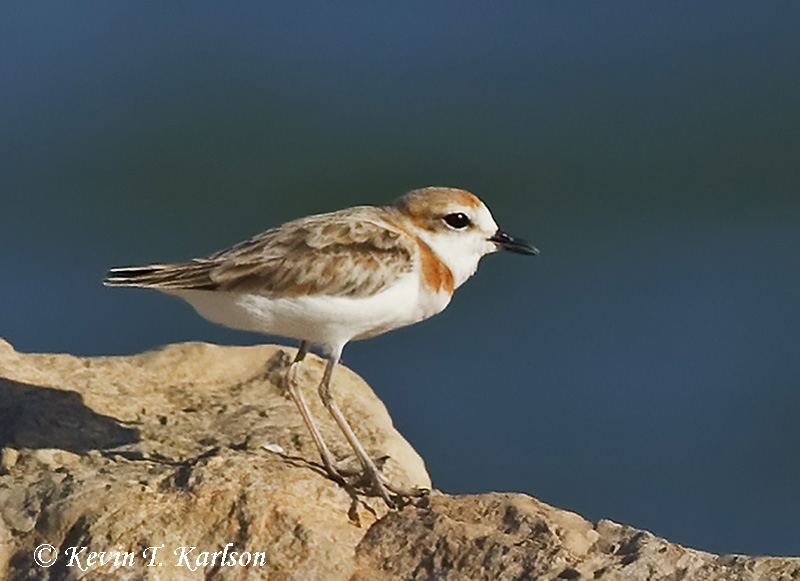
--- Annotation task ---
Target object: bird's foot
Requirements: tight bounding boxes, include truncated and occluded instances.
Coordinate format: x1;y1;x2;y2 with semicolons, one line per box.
349;457;430;509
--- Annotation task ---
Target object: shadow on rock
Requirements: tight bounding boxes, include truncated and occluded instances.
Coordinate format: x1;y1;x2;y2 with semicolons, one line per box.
0;377;139;452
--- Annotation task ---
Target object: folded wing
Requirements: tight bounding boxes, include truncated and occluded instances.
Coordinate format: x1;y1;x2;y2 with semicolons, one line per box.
104;207;415;298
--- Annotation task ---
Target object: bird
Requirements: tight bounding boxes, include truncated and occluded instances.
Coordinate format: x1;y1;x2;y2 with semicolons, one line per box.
104;186;538;506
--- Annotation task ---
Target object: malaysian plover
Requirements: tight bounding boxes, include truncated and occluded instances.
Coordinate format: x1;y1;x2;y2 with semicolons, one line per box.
105;186;537;506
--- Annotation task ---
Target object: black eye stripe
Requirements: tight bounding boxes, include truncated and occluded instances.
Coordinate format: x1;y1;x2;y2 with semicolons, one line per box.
443;213;471;229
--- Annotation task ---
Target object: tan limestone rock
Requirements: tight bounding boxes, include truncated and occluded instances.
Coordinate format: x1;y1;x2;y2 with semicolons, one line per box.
1;338;798;580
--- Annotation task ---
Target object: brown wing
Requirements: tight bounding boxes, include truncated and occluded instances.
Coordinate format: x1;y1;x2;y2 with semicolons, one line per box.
105;206;415;298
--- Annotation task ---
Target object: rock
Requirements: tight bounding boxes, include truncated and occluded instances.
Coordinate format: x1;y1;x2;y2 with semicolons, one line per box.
0;337;798;580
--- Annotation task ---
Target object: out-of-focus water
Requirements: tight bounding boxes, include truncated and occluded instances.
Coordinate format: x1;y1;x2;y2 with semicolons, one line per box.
2;3;799;556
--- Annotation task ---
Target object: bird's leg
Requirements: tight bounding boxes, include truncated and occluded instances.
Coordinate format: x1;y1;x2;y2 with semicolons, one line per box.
284;341;345;483
317;350;404;507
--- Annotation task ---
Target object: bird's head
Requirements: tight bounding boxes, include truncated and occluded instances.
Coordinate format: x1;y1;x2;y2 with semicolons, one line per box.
393;186;538;289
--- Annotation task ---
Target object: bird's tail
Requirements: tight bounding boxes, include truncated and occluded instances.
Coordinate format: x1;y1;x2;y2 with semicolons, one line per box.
104;262;214;289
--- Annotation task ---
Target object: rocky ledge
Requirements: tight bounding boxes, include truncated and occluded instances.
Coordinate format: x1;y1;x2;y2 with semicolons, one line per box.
0;338;797;580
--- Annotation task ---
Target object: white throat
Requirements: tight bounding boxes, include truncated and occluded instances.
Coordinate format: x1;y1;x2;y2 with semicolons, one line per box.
414;228;495;289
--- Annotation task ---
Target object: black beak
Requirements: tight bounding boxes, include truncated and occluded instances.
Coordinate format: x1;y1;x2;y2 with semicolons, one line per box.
490;230;539;255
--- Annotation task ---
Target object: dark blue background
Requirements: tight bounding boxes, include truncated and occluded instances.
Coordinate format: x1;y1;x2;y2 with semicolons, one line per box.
2;2;799;556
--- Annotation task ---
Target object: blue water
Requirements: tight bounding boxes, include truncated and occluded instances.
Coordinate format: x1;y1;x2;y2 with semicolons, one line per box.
2;2;799;556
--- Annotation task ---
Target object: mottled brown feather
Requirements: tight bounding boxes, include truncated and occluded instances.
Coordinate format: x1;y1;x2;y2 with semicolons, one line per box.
105;206;418;298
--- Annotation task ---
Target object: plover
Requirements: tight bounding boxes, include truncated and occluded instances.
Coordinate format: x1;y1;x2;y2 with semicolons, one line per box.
105;186;537;506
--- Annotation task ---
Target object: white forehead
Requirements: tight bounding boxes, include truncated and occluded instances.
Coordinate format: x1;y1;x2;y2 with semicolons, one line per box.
464;201;498;233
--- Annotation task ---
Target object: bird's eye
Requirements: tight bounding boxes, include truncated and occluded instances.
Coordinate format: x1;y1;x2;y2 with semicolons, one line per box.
443;212;471;229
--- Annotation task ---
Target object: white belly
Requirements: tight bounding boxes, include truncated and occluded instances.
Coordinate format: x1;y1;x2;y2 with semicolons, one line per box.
165;273;451;352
